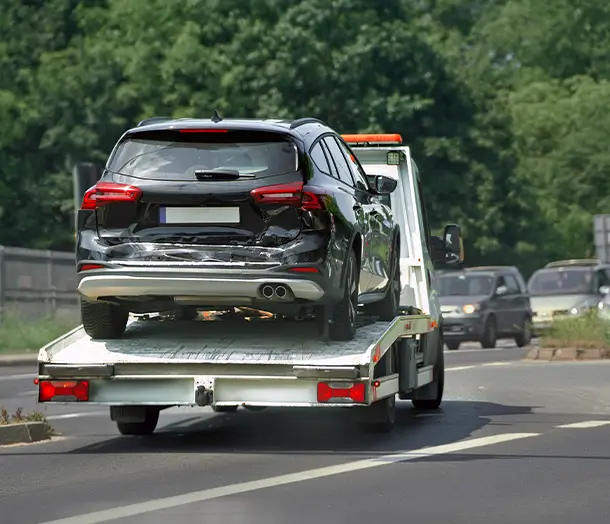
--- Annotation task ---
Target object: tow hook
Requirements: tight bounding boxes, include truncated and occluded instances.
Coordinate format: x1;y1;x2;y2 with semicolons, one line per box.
195;386;213;407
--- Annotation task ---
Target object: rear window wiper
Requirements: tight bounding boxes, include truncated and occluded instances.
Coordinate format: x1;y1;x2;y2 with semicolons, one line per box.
194;169;254;181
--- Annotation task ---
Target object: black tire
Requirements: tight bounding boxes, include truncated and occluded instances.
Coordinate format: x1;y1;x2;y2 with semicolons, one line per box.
328;248;359;341
412;335;444;410
515;316;532;348
212;405;238;413
445;340;460;351
365;242;400;321
116;408;159;436
365;394;396;433
81;299;128;340
480;316;497;349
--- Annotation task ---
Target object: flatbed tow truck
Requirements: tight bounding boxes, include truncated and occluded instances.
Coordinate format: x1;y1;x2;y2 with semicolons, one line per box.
36;133;464;434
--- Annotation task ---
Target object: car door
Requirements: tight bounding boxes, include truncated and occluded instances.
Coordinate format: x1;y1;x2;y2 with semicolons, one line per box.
490;275;512;333
335;137;393;293
504;273;525;331
321;136;373;293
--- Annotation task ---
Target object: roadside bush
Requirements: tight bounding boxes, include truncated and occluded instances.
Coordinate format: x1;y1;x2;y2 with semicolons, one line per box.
0;313;79;353
542;312;610;350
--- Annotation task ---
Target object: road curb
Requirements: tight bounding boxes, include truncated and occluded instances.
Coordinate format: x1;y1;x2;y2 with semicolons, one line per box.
524;346;610;361
0;421;52;446
0;353;38;367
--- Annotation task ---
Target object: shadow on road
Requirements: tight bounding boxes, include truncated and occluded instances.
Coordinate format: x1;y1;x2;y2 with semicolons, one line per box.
45;399;539;457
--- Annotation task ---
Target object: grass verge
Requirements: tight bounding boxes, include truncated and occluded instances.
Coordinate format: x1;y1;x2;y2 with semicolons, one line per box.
0;313;79;354
541;313;610;349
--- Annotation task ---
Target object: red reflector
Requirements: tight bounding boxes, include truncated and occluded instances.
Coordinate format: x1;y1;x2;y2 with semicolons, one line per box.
179;129;228;133
81;182;143;210
79;264;104;271
373;380;381;388
250;182;324;211
39;380;89;402
289;267;319;273
317;382;366;403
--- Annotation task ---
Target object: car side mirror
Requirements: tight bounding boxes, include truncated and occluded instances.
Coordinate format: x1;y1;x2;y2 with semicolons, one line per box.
600;285;610;295
430;223;465;269
495;285;509;296
367;174;398;195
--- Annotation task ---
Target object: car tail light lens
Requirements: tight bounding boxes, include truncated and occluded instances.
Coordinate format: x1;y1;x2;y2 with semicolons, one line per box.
250;182;325;211
317;382;366;403
81;182;143;210
79;263;104;271
39;380;89;402
289;267;319;273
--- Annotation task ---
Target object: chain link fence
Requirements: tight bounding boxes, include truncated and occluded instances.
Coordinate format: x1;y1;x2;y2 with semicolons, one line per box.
0;245;79;322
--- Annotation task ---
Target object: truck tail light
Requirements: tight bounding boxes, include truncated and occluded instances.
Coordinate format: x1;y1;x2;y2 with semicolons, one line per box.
39;380;89;402
81;182;143;210
250;182;325;211
317;382;366;403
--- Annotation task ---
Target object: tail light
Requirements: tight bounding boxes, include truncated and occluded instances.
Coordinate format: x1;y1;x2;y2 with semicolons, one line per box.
39;380;89;402
317;382;366;403
79;263;104;271
250;182;325;211
81;182;143;210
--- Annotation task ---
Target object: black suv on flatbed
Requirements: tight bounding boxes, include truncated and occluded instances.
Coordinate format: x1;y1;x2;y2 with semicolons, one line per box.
76;115;404;341
437;266;533;350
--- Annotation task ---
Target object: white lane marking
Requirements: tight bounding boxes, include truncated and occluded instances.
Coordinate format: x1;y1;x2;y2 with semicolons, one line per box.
46;411;107;421
0;373;36;382
38;433;539;524
444;347;516;354
482;362;510;367
16;389;37;397
446;365;477;371
556;420;610;429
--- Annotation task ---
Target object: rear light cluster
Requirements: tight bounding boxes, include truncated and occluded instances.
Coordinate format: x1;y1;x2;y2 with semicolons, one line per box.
250;182;325;211
79;263;104;271
317;382;366;403
39;380;89;402
81;182;142;210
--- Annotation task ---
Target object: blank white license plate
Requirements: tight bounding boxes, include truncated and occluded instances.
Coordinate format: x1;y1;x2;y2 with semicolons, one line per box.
160;207;240;225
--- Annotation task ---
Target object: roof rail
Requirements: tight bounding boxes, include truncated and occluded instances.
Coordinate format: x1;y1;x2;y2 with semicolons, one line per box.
137;117;172;127
544;259;601;268
290;117;326;129
465;266;516;271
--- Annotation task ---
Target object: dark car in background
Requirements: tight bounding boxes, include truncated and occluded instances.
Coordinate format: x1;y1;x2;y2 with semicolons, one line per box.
437;266;533;350
528;259;610;334
76;115;402;341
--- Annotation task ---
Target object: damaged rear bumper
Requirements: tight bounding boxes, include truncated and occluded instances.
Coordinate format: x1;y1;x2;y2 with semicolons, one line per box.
77;265;327;303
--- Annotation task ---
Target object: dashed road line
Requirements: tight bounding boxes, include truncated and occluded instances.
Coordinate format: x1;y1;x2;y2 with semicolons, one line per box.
555;420;610;429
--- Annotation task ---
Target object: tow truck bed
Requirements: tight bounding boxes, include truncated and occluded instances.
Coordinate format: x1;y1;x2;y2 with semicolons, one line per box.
37;314;433;409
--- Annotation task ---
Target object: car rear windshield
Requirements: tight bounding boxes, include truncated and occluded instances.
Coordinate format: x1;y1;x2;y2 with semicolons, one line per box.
527;268;594;296
437;274;493;296
107;130;300;181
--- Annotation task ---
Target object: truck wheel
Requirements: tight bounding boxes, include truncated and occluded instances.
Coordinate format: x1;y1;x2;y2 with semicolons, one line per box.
412;335;444;410
363;394;396;433
116;408;159;436
212;405;238;413
515;317;532;347
81;300;128;340
445;340;460;351
480;316;497;349
328;249;359;341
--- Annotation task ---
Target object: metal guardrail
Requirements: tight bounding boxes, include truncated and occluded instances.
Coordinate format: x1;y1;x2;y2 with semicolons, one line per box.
0;245;78;321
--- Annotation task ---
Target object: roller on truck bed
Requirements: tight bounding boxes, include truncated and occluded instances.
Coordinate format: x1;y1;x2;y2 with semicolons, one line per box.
37;119;464;435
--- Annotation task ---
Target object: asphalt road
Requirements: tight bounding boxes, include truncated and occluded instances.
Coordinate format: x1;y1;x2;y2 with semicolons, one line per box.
2;340;610;524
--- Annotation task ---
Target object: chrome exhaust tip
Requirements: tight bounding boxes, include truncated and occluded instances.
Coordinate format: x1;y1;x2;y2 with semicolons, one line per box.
261;285;274;299
275;285;288;299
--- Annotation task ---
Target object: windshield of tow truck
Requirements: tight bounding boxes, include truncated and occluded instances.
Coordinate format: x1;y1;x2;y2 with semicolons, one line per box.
437;274;493;296
527;268;594;296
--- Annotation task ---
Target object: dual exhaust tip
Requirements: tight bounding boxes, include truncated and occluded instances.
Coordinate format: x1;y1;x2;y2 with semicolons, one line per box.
260;284;292;301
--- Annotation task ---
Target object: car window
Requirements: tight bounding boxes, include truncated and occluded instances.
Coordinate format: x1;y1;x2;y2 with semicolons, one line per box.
319;140;339;179
108;131;299;181
594;269;610;290
495;276;507;292
504;274;520;294
437;274;493;296
323;137;355;186
309;142;330;175
527;268;595;295
335;138;369;191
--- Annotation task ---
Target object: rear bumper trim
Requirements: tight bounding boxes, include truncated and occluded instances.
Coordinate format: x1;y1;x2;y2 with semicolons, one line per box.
77;274;325;302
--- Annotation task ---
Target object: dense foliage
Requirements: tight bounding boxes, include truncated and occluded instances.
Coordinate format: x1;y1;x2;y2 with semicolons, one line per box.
1;0;607;276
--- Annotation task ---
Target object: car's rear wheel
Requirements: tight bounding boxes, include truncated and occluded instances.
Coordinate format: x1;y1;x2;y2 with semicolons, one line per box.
116;408;159;436
445;340;460;351
365;242;400;321
328;248;359;341
515;316;532;347
81;299;129;340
